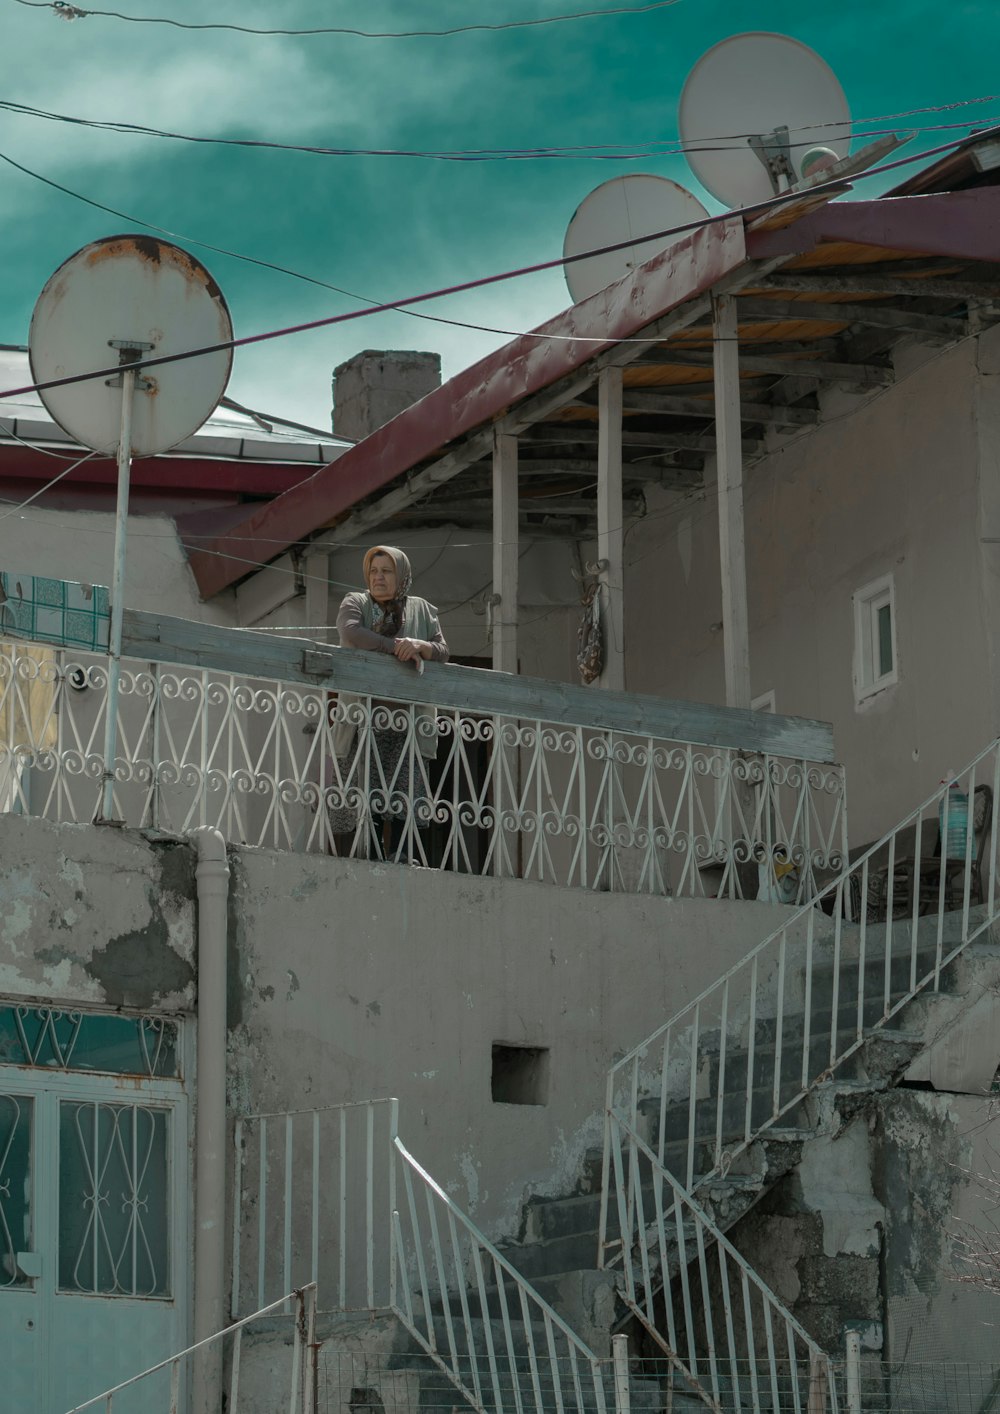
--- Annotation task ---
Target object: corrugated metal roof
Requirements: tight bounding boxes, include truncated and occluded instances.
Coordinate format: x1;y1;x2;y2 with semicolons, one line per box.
0;346;348;466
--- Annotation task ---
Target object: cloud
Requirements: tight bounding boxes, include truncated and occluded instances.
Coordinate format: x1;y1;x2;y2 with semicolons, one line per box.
227;268;571;430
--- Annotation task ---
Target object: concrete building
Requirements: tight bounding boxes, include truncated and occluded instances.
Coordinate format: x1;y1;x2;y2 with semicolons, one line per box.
3;135;1000;1413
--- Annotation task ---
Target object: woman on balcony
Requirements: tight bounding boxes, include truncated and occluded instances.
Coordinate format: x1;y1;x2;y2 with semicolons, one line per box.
329;545;448;860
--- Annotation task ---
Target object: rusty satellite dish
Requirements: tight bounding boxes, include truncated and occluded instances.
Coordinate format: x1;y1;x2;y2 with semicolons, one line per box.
679;32;852;208
563;174;709;303
28;234;233;455
27;234;233;821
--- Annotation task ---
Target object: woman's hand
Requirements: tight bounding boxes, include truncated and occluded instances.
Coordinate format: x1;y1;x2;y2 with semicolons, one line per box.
393;637;431;663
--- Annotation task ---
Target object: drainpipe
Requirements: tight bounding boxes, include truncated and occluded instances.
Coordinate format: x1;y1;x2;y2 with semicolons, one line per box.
189;826;230;1414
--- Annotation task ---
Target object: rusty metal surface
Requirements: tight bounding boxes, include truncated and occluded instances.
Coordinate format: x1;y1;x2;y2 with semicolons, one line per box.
189;184;1000;600
29;234;233;459
746;185;1000;263
188;217;746;598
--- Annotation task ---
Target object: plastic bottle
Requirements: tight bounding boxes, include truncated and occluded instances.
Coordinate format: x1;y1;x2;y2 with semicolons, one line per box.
938;773;970;860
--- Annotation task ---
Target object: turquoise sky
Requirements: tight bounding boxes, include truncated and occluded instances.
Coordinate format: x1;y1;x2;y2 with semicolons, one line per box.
2;0;1000;430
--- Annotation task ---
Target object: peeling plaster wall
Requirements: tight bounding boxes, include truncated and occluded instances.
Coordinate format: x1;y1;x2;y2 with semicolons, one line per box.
0;506;236;623
725;1117;885;1353
873;1088;1000;1367
0;813;196;1012
226;844;799;1240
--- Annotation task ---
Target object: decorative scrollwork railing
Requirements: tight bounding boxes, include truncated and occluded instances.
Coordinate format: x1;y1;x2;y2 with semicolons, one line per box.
0;634;846;898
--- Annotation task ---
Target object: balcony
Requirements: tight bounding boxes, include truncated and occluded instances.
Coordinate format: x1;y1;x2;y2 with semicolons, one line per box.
0;572;847;900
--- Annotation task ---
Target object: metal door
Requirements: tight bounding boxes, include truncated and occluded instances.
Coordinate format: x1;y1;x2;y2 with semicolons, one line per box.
0;1008;188;1414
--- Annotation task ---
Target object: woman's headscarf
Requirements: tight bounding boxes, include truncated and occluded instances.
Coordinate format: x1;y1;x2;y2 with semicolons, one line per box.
363;544;413;636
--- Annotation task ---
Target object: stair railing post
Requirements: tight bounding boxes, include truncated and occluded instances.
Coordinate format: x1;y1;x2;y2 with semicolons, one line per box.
845;1330;862;1414
612;1333;630;1414
808;1351;827;1414
388;1099;399;1313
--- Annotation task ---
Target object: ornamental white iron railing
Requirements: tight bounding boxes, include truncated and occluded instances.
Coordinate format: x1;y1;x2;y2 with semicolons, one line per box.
605;1114;837;1412
393;1135;609;1414
233;1097;609;1414
600;740;1000;1403
232;1098;398;1318
0;600;846;899
64;1283;317;1414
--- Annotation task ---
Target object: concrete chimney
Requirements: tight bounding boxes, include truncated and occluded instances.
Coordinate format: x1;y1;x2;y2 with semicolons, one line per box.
332;350;442;442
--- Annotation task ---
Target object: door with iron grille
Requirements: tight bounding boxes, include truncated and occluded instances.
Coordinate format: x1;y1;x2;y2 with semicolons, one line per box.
0;1006;188;1413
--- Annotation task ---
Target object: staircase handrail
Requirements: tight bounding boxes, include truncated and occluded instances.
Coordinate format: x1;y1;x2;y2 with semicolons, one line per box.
606;1110;839;1413
608;735;1000;1083
64;1283;317;1413
599;738;1000;1406
393;1134;609;1414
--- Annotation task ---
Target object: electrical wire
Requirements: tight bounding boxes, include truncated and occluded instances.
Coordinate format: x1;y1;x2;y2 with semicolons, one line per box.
0;146;624;347
0;125;988;407
0;417;114;460
3;95;1000;162
0;319;970;604
0;448;99;520
13;0;684;38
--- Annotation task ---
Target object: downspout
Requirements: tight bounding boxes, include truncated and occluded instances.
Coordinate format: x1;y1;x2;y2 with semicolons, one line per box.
189;825;230;1414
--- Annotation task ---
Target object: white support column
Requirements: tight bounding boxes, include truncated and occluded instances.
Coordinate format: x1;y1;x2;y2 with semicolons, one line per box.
597;366;625;692
712;293;752;709
492;429;519;674
303;548;330;642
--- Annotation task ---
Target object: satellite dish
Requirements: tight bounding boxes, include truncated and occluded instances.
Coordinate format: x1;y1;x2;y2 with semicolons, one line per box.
563;174;709;303
679;32;851;208
28;234;233;823
29;234;233;455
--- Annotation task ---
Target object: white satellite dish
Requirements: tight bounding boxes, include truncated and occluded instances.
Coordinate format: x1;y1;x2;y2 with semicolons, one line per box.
28;234;233;821
29;234;233;455
679;32;851;208
563;174;709;303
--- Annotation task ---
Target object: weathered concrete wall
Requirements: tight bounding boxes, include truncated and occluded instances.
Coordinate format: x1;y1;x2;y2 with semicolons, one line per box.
605;338;996;846
226;844;795;1239
0;813;196;1011
332;350;442;443
0;506;237;625
723;1084;1000;1368
873;1088;1000;1367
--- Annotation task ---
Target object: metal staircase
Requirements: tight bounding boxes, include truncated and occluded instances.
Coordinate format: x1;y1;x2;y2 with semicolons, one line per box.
597;741;1000;1410
107;747;999;1414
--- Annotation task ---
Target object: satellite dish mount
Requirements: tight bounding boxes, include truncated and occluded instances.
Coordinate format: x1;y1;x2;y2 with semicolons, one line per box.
28;235;233;822
747;125;797;195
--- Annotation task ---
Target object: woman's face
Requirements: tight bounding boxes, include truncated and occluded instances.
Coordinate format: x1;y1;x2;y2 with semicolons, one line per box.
367;553;398;604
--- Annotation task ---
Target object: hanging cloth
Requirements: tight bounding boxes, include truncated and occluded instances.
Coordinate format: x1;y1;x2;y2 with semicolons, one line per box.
576;580;604;685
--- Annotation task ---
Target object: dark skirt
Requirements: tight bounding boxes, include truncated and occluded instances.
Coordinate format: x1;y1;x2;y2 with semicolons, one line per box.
327;729;430;834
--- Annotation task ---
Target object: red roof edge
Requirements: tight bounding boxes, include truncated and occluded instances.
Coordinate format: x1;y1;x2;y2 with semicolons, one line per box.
188;217;747;598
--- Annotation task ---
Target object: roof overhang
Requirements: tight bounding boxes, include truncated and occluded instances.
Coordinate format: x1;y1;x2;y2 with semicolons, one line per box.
188;184;1000;600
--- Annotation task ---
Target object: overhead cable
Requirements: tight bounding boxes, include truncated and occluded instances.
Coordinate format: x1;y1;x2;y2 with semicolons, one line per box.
12;0;684;38
2;95;999;162
0;126;987;407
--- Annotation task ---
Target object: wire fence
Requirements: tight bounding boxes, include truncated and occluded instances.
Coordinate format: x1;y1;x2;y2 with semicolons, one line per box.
312;1347;1000;1414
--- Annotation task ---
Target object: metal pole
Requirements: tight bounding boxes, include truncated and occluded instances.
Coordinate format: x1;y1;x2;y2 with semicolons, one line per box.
845;1330;863;1414
612;1333;631;1414
712;293;751;710
191;826;231;1414
99;363;136;821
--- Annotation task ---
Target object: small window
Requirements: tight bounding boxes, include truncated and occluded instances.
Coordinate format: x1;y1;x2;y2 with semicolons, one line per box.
853;574;897;702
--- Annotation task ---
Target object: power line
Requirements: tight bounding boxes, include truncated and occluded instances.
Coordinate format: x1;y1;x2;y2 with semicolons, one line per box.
3;95;999;162
0;146;610;347
0;125;986;407
0;448;98;520
13;0;684;38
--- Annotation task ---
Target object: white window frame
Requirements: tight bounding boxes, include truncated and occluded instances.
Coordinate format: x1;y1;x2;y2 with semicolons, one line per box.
853;572;898;703
751;689;776;713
